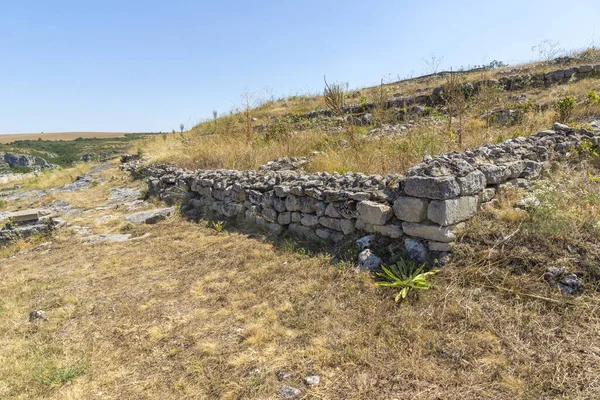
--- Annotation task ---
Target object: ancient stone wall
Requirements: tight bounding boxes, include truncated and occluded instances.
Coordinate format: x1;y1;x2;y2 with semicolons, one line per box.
125;121;600;264
295;64;600;120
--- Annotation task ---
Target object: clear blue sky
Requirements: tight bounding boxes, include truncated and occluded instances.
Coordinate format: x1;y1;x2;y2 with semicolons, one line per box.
1;0;598;134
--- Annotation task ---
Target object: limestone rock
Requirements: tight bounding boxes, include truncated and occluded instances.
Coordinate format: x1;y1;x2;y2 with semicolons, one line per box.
125;207;174;225
356;235;374;250
427;196;479;226
357;249;382;271
304;375;320;386
393;196;428;222
403;176;461;200
357;201;392;225
279;385;302;399
457;170;486;195
402;222;463;242
404;238;427;263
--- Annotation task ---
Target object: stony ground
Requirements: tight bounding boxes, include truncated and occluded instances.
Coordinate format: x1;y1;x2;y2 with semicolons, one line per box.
1;161;600;399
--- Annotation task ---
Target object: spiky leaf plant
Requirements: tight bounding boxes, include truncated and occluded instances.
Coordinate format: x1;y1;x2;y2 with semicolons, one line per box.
375;258;439;302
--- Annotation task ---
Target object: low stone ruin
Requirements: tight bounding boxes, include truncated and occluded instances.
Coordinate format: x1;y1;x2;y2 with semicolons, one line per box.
123;121;600;266
0;209;62;244
292;64;600;121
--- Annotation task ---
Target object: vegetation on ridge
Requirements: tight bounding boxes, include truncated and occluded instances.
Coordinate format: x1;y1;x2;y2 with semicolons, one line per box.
139;48;600;174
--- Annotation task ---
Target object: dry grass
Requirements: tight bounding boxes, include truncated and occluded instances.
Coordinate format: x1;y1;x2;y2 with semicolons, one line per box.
1;162;600;399
0;132;129;144
139;56;599;175
140;107;555;174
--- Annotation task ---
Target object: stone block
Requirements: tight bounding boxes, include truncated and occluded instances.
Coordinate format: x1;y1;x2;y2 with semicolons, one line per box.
402;222;464;243
8;209;39;223
318;216;342;231
299;197;317;213
457;170;486;195
273;197;287;212
300;213;319;227
403;176;461;199
478;164;511;184
288;223;319;241
373;224;403;238
357;200;393;225
285;195;300;211
479;188;496;203
262;207;278;223
325;203;341;218
393;196;428;222
291;212;301;223
428;241;454;252
427;196;479;226
278;211;291;225
355;218;375;233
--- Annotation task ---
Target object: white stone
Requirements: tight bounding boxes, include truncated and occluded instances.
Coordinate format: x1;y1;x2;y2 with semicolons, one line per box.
393;196;428;222
357;201;393;225
427;196;479;226
402;222;464;243
357;249;382;271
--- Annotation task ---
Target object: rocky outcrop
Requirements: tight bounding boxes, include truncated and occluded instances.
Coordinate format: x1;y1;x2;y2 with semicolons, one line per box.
0;152;53;170
124;121;600;264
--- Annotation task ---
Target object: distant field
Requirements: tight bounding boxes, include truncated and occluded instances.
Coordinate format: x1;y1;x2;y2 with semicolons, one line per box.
0;132;129;144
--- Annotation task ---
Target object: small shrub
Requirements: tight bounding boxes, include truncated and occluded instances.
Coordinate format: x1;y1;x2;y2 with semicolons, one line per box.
579;139;599;158
587;90;599;105
323;76;346;115
33;362;87;387
375;258;439;302
554;95;576;122
209;220;226;233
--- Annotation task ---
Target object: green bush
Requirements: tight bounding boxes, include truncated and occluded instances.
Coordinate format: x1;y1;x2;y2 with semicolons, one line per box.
554;95;576;122
587;90;599;105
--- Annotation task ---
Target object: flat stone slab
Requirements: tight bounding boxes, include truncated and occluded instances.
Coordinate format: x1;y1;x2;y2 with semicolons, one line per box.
110;188;141;203
8;209;39;223
125;207;174;225
84;233;132;243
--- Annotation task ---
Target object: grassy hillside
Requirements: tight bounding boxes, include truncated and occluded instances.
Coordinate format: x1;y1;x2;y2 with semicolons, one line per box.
1;49;600;399
1;160;600;399
140;48;600;174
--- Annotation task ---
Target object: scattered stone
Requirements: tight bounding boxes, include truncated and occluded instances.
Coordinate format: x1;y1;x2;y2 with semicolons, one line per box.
544;266;584;295
304;375;320;386
357;249;382;271
516;196;541;210
48;200;72;213
356;235;374;251
276;370;292;381
125;207;174;225
279;385;302;399
404;238;427;263
29;310;47;323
